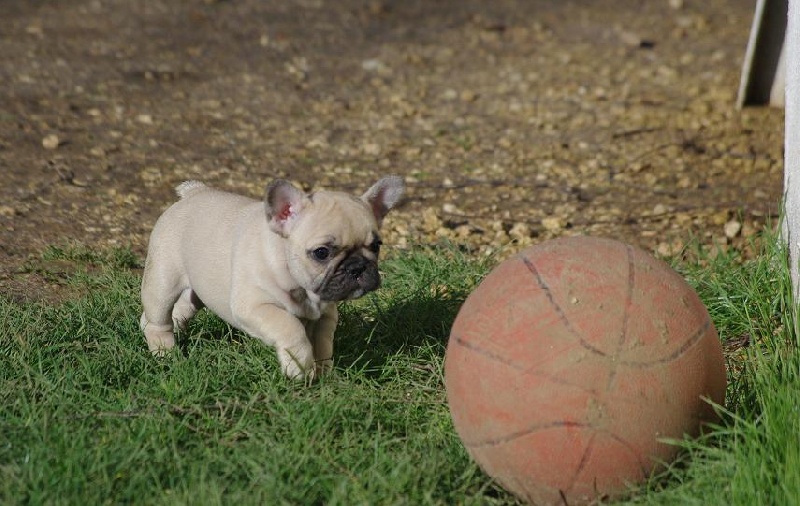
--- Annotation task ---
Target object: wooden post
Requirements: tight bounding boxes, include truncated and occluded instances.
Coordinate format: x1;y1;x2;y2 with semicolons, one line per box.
738;0;787;108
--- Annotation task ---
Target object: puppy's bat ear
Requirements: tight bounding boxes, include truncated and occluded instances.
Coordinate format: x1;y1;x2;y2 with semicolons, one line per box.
265;179;307;237
361;176;405;224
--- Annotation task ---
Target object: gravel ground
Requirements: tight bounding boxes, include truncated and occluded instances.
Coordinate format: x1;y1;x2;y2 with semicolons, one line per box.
0;0;784;301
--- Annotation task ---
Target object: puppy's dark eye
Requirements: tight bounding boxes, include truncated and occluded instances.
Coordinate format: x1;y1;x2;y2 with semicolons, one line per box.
311;247;331;262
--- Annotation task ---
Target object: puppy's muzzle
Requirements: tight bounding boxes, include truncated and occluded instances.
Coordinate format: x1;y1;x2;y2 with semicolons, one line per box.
344;255;380;292
318;255;381;301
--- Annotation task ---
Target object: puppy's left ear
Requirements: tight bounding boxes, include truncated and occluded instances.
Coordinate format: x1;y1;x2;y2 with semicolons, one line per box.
362;176;405;224
265;179;308;237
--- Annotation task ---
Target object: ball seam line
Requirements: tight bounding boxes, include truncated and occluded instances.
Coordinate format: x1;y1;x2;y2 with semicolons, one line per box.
451;334;599;393
521;256;607;358
619;318;712;367
465;420;589;449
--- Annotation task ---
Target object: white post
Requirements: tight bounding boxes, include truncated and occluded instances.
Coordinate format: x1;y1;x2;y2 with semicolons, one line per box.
784;0;800;303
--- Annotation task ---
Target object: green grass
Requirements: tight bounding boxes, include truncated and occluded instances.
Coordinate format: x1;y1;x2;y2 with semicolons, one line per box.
1;235;799;505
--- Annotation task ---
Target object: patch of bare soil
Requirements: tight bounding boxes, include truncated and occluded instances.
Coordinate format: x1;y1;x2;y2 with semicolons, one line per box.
0;0;784;301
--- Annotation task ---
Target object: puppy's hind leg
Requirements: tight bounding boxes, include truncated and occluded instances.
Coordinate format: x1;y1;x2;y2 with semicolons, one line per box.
172;289;204;331
140;263;184;355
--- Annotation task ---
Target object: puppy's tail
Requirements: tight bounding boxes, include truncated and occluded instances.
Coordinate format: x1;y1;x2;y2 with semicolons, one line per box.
175;180;209;200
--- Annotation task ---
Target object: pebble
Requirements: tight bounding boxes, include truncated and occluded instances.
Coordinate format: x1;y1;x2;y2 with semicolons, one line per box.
42;134;60;150
460;90;478;102
541;217;563;231
26;24;44;36
653;203;667;215
361;59;385;72
724;220;742;239
422;208;442;229
442;89;458;101
442;203;462;215
657;242;673;257
362;143;381;156
507;222;528;238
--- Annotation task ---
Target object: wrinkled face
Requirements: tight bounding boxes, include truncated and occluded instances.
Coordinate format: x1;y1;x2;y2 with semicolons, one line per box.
285;192;384;302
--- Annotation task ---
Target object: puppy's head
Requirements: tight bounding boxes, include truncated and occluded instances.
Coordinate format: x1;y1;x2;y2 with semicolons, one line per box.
264;176;404;302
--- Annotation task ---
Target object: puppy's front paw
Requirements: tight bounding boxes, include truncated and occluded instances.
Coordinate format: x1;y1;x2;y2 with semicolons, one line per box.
277;345;315;381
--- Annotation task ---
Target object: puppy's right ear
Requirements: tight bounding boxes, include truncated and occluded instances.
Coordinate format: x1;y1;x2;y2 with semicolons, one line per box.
265;180;307;237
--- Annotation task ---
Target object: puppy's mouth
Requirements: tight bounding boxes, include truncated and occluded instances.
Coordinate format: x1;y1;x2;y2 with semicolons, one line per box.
316;253;380;302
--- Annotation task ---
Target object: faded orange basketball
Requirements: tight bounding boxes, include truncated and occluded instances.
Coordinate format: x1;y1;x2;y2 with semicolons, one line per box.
445;236;726;505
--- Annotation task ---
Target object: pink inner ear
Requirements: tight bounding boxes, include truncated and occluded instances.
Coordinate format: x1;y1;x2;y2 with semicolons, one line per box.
369;200;386;221
277;203;293;222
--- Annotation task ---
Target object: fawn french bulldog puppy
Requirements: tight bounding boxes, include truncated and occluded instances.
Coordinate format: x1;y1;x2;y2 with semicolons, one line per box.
140;176;404;380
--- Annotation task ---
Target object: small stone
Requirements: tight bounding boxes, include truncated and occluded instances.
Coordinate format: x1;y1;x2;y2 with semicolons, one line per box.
724;220;742;239
285;57;309;80
460;89;478;102
541;217;563;231
455;224;473;238
393;223;409;236
361;59;385;72
362;143;381;156
435;227;452;238
422;208;442;230
306;137;328;149
42;134;60;150
404;146;422;158
618;29;643;47
0;205;16;217
137;114;154;125
656;242;673;257
442;89;458;101
140;166;162;184
26;24;44;36
201;99;222;109
508;222;531;240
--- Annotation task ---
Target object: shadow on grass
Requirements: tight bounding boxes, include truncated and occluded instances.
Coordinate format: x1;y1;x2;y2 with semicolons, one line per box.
334;286;471;375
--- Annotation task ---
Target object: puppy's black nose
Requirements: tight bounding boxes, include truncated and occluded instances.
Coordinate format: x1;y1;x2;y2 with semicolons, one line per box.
346;260;367;279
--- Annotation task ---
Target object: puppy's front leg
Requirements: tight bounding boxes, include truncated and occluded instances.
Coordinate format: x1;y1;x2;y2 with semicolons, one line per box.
234;303;315;380
308;304;338;376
